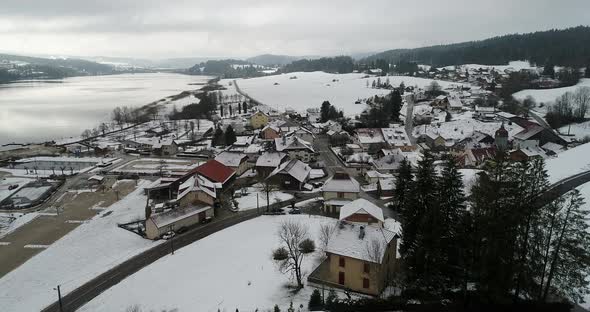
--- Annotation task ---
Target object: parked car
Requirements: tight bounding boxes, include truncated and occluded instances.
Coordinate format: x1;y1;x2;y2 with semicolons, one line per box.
161;231;175;240
8;184;18;190
176;226;188;234
289;208;302;214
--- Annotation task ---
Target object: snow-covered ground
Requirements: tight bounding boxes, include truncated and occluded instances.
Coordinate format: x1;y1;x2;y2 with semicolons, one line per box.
558;120;590;140
545;142;590;184
459;169;481;196
235;185;294;211
236;72;465;116
79;214;334;312
513;79;590;113
0;180;161;312
0;212;38;239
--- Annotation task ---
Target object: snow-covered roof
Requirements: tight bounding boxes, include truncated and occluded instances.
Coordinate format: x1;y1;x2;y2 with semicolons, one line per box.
214;152;248;168
365;170;393;179
413;119;523;142
323;173;360;193
150;205;212;229
514;125;545;141
326;222;397;263
267;159;311;183
541;142;565;154
339;198;385;223
378;178;395;191
274;136;315;153
355;128;385;144
256;152;287;168
88;175;104;182
381;127;411;147
261;124;280;133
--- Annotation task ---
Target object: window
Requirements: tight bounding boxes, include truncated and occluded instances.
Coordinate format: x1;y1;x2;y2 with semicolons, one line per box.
363;278;370;289
338;272;345;285
339;257;345;268
337;192;344;198
363;263;370;274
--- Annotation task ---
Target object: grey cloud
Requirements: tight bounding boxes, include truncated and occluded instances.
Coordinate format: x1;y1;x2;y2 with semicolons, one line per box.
0;0;588;58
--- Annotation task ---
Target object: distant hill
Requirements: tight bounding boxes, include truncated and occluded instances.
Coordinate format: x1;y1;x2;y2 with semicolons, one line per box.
0;53;114;75
363;26;590;67
246;54;321;66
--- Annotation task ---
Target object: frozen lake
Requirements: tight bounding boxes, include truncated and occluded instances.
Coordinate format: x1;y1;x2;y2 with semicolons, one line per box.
0;73;210;145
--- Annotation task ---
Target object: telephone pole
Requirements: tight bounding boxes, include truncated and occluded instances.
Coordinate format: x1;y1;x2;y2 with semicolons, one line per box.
54;285;63;312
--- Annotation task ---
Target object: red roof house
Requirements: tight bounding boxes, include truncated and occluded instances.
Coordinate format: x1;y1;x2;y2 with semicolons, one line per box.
194;160;236;185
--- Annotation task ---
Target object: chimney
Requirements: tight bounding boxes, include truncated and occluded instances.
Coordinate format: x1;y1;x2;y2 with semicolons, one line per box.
359;226;365;240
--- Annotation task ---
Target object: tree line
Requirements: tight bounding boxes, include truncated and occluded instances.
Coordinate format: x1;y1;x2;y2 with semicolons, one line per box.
393;151;590;305
364;26;590;68
281;56;354;74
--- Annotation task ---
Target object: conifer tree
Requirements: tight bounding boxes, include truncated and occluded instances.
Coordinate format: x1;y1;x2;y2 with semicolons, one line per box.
393;158;413;210
225;125;237;146
212;127;224;146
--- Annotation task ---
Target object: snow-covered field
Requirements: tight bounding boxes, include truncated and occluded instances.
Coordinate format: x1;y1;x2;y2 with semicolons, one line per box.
0;180;161;312
79;215;333;312
236;72;464;116
513;78;590;109
545;142;590;184
235;185;294;211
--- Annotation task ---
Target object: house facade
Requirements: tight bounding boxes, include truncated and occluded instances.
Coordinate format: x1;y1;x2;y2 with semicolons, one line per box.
250;111;269;129
322;172;361;214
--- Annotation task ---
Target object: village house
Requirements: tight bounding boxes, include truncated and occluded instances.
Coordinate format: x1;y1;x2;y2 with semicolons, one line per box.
339;198;385;227
459;147;497;168
474;105;496;121
308;222;398;296
214;152;250;176
509;140;548;161
377;177;395;198
274;136;316;163
513;124;567;147
145;204;214;240
322;171;361;214
355;128;386;153
364;170;394;184
418;133;446;150
266;159;312;190
306;107;321;123
250;111;269;129
284;126;315;143
260;124;281;140
431;95;450;109
152;138;178;156
275;119;300;133
456;131;495;149
193;159;236;189
381;127;412;149
255;152;288;177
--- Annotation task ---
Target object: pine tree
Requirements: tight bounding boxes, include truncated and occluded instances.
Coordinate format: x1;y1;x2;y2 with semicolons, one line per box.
212;127;224;147
372;80;376;88
229;105;233;116
320;101;331;122
308;289;323;309
543;61;555;78
539;190;590;303
400;150;438;288
242;101;248;113
393;158;413;210
220;105;224;117
238;102;242;114
436;155;467;286
390;90;402;121
225;125;237;146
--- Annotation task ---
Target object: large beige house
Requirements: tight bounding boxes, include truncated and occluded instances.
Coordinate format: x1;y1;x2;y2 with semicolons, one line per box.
250;111;269;129
322;171;360;214
145;204;213;239
308;221;399;296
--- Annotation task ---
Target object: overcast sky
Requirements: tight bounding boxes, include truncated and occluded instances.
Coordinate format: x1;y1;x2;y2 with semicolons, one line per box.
1;0;589;59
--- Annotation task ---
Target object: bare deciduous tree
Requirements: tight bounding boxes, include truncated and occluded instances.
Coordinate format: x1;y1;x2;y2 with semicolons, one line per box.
272;220;316;289
318;223;337;252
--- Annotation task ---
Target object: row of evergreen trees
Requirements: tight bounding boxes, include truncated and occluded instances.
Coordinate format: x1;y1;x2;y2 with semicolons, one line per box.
394;151;590;304
212;125;237;147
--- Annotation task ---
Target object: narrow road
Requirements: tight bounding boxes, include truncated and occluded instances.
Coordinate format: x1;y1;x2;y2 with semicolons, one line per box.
41;193;319;312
